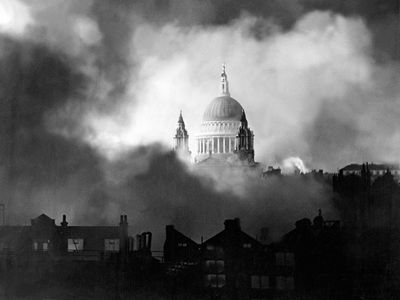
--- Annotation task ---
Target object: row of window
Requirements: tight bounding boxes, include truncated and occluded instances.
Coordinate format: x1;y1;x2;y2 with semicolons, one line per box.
33;239;120;252
204;274;294;290
203;251;293;266
252;275;294;290
205;274;226;288
33;241;49;251
206;243;252;251
205;260;224;273
343;170;400;175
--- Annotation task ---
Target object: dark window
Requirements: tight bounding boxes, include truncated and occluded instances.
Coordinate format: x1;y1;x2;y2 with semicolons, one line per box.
251;275;269;289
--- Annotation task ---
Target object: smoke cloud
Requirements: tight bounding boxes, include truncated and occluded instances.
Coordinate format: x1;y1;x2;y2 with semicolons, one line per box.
74;8;400;171
0;1;399;247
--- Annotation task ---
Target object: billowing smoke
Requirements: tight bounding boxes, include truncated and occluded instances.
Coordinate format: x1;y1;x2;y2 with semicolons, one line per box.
282;157;309;174
63;7;400;171
0;1;399;247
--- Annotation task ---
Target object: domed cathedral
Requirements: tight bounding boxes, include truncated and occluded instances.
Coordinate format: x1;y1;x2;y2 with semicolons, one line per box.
194;65;256;167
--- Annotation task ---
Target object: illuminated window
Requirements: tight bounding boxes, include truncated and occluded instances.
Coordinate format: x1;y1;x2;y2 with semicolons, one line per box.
178;242;187;247
205;260;224;273
33;242;38;251
68;239;84;252
104;239;120;252
42;242;48;251
243;243;252;248
205;274;226;288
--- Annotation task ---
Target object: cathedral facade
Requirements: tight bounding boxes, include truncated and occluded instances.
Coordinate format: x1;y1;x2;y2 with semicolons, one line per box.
174;66;256;167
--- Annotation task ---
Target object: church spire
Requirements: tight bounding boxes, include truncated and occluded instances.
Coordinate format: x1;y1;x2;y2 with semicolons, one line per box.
235;109;254;163
174;110;190;155
220;63;230;96
240;109;248;127
178;110;184;125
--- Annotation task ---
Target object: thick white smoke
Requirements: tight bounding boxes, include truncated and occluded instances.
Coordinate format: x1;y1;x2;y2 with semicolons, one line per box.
282;157;309;174
0;0;33;35
78;11;381;171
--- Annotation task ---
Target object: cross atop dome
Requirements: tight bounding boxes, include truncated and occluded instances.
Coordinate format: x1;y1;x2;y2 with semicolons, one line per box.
220;63;230;96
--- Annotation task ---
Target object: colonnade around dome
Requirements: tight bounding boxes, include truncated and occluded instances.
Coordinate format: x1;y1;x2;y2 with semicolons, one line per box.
196;135;238;155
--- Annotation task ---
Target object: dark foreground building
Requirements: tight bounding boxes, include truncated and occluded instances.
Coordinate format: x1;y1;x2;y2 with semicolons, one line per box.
164;214;343;300
0;214;157;299
333;164;400;299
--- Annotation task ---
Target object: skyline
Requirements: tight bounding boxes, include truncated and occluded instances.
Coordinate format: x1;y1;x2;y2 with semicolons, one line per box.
0;0;400;254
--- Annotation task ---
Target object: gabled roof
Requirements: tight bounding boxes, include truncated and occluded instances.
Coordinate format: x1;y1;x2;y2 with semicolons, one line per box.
166;226;199;247
203;228;262;248
31;214;55;225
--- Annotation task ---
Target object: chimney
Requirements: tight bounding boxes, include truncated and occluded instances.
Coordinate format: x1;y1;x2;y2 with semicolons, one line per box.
136;234;141;250
164;225;177;262
224;218;241;232
141;232;147;249
166;225;174;236
146;232;152;250
119;215;128;254
61;214;68;228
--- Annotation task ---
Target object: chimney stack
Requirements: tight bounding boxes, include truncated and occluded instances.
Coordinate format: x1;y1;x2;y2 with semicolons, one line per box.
119;215;128;254
224;218;241;232
61;214;68;228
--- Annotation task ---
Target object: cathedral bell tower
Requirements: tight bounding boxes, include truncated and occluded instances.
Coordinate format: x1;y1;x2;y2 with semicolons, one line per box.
234;109;255;163
174;111;190;156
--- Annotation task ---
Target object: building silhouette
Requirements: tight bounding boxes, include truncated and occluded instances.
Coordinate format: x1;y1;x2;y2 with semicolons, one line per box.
0;214;156;298
340;163;400;183
164;218;299;299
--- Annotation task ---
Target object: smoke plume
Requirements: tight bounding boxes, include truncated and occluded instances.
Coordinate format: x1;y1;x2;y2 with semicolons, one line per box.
0;0;399;247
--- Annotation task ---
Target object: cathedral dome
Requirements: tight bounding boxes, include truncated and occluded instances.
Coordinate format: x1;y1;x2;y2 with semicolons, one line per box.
203;96;243;122
194;65;255;164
